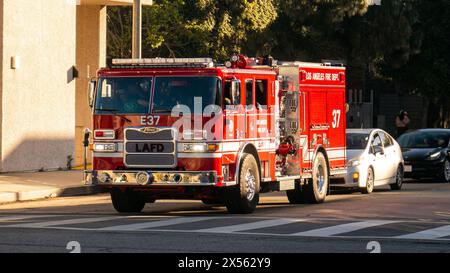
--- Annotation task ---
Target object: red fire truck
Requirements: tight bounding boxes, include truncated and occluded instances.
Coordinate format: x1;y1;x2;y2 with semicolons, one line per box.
83;55;347;214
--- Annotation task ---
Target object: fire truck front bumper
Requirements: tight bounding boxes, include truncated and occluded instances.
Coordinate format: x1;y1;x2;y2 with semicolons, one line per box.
83;170;232;187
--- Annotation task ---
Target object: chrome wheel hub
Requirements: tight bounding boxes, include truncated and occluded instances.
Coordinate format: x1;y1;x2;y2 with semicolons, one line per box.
445;160;450;181
316;165;326;194
245;170;256;201
396;168;403;185
367;170;374;191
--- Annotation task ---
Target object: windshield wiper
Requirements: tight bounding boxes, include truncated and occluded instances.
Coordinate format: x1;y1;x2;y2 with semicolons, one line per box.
95;108;132;123
152;109;173;113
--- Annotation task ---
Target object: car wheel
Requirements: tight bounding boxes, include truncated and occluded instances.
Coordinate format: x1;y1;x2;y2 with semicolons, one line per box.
110;188;146;213
441;159;450;183
224;153;260;214
361;167;374;194
390;165;403;190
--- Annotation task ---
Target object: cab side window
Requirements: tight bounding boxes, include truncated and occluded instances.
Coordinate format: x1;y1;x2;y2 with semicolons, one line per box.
380;132;393;148
255;79;267;109
245;79;254;110
224;80;240;106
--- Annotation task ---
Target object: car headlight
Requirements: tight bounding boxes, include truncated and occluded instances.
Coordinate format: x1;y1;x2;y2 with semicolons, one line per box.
182;143;219;153
93;143;117;152
426;151;442;161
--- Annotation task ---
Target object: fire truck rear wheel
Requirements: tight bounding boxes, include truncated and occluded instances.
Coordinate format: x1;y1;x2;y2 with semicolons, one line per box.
303;152;329;204
110;188;146;213
224;153;260;214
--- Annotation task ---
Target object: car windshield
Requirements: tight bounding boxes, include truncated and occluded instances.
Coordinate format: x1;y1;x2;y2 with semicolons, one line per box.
95;77;152;114
346;133;369;150
151;77;221;113
397;131;450;148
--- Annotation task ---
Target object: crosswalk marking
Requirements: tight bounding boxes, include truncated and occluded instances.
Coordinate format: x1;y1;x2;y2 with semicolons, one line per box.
98;216;215;231
290;220;398;237
395;225;450;240
196;218;306;233
3;216;119;228
0;215;61;222
0;215;449;241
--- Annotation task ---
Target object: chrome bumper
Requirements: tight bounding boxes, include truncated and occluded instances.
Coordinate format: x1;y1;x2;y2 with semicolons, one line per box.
84;170;222;187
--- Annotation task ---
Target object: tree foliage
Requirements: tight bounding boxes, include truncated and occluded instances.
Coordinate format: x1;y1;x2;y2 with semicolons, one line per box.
107;0;450;125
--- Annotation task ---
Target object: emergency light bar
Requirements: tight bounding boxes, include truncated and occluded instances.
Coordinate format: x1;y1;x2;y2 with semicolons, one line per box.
111;58;215;68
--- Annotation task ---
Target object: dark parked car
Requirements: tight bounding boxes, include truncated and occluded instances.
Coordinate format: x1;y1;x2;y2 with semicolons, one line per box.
397;129;450;182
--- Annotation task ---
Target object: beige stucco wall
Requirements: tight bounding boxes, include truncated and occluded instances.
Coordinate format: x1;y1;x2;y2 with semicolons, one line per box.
0;0;77;172
75;5;107;167
0;1;4;172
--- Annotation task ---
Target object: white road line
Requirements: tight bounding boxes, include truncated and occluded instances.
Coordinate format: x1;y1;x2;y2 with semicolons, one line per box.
98;216;215;231
395;225;450;240
0;215;62;222
196;218;307;233
290;220;398;237
3;216;120;228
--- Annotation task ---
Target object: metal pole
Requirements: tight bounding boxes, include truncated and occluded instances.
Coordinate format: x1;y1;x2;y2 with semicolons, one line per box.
132;0;142;59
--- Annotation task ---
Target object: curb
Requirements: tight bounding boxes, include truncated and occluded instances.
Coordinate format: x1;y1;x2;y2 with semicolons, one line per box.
0;185;108;204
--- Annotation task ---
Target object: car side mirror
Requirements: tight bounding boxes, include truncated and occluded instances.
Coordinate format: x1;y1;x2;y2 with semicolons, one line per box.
88;78;97;108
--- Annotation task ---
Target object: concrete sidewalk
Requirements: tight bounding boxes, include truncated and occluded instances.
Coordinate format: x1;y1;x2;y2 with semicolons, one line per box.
0;171;106;204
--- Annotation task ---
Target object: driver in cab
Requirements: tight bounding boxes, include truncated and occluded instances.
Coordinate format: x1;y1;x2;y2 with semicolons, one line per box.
118;83;149;113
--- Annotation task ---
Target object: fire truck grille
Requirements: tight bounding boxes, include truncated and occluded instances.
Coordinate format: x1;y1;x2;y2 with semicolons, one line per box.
124;128;176;168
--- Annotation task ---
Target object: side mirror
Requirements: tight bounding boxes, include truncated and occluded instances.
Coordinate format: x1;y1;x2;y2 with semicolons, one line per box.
88;79;97;108
372;145;384;155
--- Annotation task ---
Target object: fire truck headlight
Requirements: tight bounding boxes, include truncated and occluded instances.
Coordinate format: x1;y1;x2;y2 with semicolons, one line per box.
182;143;218;153
93;143;117;152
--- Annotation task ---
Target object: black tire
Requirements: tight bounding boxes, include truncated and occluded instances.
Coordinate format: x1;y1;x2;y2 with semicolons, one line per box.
302;152;329;203
110;188;146;213
224;153;260;214
390;165;404;190
439;159;450;183
286;183;307;204
361;167;374;194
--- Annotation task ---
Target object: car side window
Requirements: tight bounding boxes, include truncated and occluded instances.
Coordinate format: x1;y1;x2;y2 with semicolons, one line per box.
371;134;383;153
372;134;382;146
380;132;393;147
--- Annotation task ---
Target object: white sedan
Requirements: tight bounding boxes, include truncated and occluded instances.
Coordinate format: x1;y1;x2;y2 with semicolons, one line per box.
342;129;404;193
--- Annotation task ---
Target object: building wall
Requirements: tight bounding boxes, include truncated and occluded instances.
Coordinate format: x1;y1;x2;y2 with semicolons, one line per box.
0;1;4;171
0;0;77;172
75;5;107;167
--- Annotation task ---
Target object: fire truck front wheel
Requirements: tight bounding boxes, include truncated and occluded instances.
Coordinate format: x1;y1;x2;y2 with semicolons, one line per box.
110;188;146;213
224;153;260;214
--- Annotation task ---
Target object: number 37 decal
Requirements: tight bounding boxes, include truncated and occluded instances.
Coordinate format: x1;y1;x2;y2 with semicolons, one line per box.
332;109;341;128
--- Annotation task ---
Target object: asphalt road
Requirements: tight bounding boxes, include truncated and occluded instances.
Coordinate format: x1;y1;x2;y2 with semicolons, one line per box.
0;180;449;253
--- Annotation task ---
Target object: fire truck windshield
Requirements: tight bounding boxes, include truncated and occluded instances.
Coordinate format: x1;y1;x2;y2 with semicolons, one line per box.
151;76;221;113
95;77;152;114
